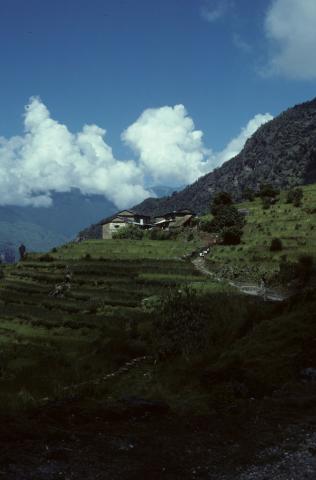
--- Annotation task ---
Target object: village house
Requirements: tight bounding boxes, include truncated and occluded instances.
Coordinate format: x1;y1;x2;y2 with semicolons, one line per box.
101;208;196;239
153;209;196;230
101;210;151;239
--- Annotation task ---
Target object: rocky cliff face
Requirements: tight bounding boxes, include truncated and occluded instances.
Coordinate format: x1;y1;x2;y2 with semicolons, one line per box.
134;97;316;216
79;97;316;238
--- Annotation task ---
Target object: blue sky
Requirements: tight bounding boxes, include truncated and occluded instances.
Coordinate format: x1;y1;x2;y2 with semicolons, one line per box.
0;0;315;208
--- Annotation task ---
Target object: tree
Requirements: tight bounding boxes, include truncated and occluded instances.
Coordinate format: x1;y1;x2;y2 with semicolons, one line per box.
270;238;283;252
258;183;279;199
286;188;303;207
221;226;243;245
258;183;279;210
243;187;255;202
210;205;245;231
210;192;232;216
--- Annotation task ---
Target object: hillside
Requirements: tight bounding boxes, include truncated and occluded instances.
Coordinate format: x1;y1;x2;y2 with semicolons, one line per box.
204;183;316;284
1;226;316;478
133;97;316;216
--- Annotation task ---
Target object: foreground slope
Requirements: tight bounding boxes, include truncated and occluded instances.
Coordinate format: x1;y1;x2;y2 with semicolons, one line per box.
1;237;316;479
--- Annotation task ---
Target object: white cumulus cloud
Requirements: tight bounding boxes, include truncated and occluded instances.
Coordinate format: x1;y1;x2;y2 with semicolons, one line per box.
0;98;273;208
264;0;316;79
122;104;273;184
0;97;151;208
122;105;210;186
215;113;273;166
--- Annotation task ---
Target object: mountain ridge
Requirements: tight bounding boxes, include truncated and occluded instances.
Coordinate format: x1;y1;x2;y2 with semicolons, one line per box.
78;96;316;239
132;97;316;216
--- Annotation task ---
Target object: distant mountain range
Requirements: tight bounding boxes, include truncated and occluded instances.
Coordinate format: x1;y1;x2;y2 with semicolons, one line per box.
0;186;179;258
0;190;117;258
80;97;316;239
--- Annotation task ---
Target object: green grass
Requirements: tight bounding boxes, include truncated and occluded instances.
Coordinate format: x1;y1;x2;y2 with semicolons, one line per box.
0;238;225;411
47;238;202;260
203;183;316;281
1;188;315;415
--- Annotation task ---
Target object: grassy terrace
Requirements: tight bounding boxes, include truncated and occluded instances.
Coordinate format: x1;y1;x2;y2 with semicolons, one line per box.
204;183;316;280
48;238;201;260
0;238;229;411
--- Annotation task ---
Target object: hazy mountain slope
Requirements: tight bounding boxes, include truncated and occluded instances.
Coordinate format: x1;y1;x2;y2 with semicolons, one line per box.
0;189;117;254
133;97;316;216
0;221;68;260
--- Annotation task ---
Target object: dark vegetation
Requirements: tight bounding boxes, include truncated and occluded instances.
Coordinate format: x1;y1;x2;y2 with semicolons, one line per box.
200;192;245;244
270;237;283;252
0;240;315;416
153;287;316;401
286;187;304;207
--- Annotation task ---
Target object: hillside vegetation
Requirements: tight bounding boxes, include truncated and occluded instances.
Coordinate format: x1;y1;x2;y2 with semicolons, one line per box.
0;239;223;412
204;183;316;283
0;230;315;416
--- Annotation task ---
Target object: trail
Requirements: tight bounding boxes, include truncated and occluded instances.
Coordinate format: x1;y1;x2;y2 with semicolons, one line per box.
192;257;287;302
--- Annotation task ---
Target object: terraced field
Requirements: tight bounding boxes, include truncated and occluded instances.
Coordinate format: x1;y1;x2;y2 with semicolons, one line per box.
0;241;215;410
204;183;316;281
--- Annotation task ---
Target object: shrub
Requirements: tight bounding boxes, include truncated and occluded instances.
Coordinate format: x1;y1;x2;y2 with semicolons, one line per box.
286;187;303;207
147;229;174;240
210;205;245;231
243;187;255;201
221;226;243;245
199;219;214;233
153;287;207;358
112;224;144;240
39;254;55;262
269;238;283;252
258;183;279;199
210;192;233;215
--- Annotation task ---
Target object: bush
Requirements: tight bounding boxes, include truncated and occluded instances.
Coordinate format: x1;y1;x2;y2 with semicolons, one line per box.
269;238;283;252
243;187;255;201
210;192;233;215
210;205;245;231
147;229;174;240
261;197;272;210
153;287;207;358
278;256;314;287
39;254;55;262
286;188;303;207
221;226;243;245
112;224;144;240
258;183;279;199
199;219;214;233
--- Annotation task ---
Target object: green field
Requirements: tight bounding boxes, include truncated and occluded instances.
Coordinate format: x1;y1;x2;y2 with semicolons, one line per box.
49;238;202;260
204;183;316;281
0;239;225;411
0;187;315;415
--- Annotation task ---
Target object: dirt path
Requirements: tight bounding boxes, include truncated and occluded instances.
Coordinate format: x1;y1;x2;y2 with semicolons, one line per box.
192;257;287;302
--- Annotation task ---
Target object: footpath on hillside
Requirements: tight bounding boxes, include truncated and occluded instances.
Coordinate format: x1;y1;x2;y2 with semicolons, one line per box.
192;256;287;302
